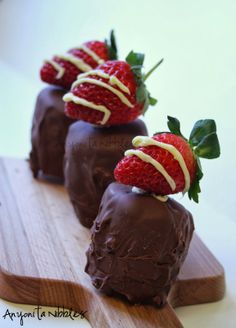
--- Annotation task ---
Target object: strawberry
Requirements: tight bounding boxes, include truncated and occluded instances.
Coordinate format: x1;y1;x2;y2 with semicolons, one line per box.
114;116;220;202
63;51;163;125
40;30;118;90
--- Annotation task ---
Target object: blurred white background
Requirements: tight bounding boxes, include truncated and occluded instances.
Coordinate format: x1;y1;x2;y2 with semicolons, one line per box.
0;0;236;327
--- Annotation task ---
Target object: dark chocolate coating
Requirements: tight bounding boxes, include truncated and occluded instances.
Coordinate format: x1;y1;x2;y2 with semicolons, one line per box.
64;120;148;228
85;183;194;306
29;87;75;180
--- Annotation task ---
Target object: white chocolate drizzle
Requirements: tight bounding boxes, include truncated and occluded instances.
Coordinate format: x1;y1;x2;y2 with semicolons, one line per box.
109;75;130;94
45;54;92;79
152;194;169;202
78;44;105;65
131;187;168;202
132;136;190;193
55;53;92;72
44;42;106;79
78;70;109;79
63;93;110;125
72;77;133;108
63;68;132;125
77;70;130;94
44;59;65;79
125;149;176;191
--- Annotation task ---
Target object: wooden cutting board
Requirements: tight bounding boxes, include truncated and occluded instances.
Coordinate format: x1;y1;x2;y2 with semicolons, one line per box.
0;158;225;328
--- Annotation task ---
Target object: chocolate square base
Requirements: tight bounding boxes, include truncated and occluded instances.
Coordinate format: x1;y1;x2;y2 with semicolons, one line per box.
64;119;148;227
30;87;75;180
85;182;194;306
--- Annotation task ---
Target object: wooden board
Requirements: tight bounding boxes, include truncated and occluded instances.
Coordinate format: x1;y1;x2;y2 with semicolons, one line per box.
0;158;225;328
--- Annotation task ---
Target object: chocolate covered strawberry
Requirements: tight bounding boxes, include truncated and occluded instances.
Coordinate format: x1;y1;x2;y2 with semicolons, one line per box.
115;116;220;202
40;31;118;90
63;51;163;125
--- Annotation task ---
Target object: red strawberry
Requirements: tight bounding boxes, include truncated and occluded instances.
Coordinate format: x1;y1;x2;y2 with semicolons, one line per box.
40;31;118;90
115;116;220;202
63;51;163;125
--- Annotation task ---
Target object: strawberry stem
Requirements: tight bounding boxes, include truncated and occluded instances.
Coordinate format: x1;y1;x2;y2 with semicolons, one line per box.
143;58;164;81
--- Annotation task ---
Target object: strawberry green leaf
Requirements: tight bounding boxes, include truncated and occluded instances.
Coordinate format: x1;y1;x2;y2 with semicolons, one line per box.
126;51;145;68
149;95;157;106
194;132;220;159
188;176;201;203
126;51;145;91
189;119;216;146
188;157;203;203
105;30;118;60
167;116;185;138
142;95;150;115
136;85;146;102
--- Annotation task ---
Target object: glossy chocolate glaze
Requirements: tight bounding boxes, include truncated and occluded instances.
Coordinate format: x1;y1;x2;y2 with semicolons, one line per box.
64;120;148;227
85;183;194;306
29;87;75;180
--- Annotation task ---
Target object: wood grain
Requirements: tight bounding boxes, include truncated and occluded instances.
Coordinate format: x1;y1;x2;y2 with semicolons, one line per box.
0;158;225;328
